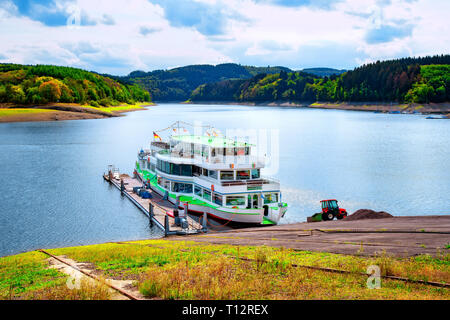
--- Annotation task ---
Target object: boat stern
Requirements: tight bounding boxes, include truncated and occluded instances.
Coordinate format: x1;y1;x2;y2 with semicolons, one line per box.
264;202;288;225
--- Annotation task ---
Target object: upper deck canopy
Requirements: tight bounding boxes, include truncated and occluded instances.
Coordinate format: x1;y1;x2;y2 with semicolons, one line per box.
171;135;254;148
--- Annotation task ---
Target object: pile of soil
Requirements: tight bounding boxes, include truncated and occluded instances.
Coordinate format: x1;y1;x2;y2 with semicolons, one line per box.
346;209;393;221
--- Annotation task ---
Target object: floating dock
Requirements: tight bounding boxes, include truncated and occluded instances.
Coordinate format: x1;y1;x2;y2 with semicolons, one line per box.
103;169;205;236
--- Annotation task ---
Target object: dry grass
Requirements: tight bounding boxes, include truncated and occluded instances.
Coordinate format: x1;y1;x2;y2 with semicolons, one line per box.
20;278;112;300
2;240;449;300
136;252;449;300
49;240;450;300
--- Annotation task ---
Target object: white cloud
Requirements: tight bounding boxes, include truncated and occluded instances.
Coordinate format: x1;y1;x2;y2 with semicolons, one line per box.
0;0;448;75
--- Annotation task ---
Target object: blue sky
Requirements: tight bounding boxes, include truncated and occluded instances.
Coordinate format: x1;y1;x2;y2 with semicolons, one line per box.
0;0;448;75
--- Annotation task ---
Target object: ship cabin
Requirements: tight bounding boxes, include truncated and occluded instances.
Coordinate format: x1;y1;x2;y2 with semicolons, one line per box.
138;135;281;210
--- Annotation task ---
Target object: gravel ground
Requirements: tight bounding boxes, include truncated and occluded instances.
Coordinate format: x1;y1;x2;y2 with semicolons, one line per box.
176;216;450;257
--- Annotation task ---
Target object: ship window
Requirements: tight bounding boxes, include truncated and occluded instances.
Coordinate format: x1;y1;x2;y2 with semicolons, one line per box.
163;161;169;173
216;148;225;156
251;169;260;179
157;159;162;171
203;190;211;201
150;164;155;172
220;171;234;180
264;193;279;204
226;148;234;156
208;170;218;180
193;166;201;176
211;148;216;157
236;148;245;156
180;164;192;176
194;186;202;196
236;170;250;180
213;194;223;206
202;145;208;157
173;183;193;194
158;177;170;190
202;168;208;176
194;144;201;155
226;196;246;206
245;147;250;155
171;163;180;175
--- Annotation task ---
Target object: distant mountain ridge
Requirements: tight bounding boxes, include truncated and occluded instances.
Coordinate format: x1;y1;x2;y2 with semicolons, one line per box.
190;55;450;104
119;63;292;101
301;67;347;77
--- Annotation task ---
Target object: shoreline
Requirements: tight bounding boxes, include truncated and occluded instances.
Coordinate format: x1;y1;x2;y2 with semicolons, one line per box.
0;102;154;123
184;100;450;117
2;214;449;259
2;101;449;123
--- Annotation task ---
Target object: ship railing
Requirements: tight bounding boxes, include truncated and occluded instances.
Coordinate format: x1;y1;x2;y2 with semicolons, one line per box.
220;177;278;187
159;151;264;165
209;155;265;165
261;175;280;184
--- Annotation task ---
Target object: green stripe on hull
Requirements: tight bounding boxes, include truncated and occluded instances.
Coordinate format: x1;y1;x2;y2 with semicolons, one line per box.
262;217;276;225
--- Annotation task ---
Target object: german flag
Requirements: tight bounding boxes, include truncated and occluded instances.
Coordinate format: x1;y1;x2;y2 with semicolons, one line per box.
153;131;162;141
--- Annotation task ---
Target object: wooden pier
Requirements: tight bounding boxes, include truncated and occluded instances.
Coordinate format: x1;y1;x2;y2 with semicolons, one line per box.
103;169;205;236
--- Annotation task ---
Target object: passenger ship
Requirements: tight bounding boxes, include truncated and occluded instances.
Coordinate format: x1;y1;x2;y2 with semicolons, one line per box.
135;122;287;225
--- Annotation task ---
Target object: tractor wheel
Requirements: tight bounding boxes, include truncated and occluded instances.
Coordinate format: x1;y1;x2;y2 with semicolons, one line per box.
322;212;334;221
337;215;345;220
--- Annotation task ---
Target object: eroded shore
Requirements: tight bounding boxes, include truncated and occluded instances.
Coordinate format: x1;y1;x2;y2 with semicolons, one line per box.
185;101;450;118
0;103;154;123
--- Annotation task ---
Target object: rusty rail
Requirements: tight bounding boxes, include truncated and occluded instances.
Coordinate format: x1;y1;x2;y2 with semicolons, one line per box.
38;249;141;300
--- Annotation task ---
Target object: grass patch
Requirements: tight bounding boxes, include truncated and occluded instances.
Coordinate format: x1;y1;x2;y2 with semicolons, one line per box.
82;103;150;114
0;251;66;299
21;278;112;300
0;108;54;117
2;240;449;300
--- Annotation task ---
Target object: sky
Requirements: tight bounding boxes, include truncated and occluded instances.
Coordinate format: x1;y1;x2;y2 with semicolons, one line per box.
0;0;449;75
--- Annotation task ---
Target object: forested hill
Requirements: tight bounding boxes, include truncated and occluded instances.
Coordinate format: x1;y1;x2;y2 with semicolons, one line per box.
0;64;151;106
118;63;292;101
302;68;347;77
190;55;450;104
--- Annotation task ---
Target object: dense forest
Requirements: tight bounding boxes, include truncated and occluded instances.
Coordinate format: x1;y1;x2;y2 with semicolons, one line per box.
302;68;347;77
118;63;292;101
0;64;151;106
190;55;450;104
2;55;448;107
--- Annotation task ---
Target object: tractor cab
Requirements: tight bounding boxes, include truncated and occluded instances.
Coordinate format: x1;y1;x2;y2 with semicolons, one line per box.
320;199;348;221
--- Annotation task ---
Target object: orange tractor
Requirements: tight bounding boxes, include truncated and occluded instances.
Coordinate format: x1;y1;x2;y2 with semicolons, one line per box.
320;199;348;221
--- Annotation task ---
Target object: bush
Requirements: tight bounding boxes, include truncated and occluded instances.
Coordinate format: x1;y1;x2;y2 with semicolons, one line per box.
89;100;99;108
98;98;110;107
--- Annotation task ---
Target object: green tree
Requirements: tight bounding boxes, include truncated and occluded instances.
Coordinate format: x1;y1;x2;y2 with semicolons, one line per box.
8;85;26;104
39;80;62;102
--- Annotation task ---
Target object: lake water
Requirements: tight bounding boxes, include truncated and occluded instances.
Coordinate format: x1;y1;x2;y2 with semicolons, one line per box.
1;103;449;256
